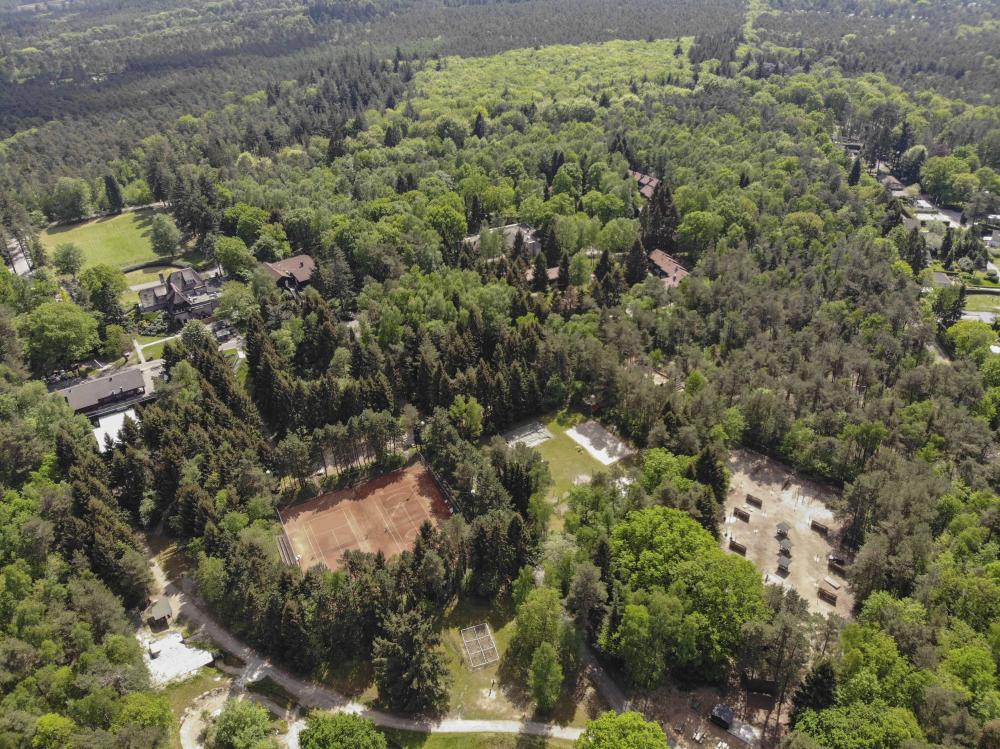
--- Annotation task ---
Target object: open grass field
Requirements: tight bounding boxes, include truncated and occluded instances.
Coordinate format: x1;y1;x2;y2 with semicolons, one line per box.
512;413;606;531
279;462;452;572
124;264;175;285
533;414;604;500
964;293;1000;312
379;730;575;749
439;598;606;726
40;208;168;269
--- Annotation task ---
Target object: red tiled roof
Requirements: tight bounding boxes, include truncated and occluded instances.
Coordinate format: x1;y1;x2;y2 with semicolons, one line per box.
648;250;688;288
629;170;660;198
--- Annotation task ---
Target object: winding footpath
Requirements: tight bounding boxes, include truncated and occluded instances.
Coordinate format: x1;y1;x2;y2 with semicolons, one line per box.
148;553;588;747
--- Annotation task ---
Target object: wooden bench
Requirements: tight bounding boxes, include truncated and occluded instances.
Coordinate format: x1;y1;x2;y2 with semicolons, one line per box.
810;519;829;535
728;538;747;555
733;506;751;522
745;494;763;508
828;560;846;576
818;587;838;604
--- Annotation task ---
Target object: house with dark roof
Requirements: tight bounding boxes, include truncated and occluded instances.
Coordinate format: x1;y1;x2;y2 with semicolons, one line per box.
138;267;222;324
261;254;316;293
58;367;148;416
647;250;689;288
145;598;172;629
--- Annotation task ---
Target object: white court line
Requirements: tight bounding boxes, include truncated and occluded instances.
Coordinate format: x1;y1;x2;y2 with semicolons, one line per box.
340;503;371;554
373;494;407;552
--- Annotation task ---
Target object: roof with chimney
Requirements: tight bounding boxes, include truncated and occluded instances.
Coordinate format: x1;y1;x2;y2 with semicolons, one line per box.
139;266;219;311
262;254;316;285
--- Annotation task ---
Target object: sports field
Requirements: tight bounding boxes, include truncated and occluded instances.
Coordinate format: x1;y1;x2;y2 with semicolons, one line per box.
40;208;165;269
278;463;451;572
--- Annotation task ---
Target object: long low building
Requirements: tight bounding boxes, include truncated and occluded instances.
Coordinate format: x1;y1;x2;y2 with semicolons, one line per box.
58;366;160;449
59;367;148;416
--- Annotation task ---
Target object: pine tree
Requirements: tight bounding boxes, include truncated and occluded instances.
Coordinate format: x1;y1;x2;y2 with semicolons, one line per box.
532;252;549;292
624;239;648;286
847;157;862;187
326;120;346;163
472;112;486;139
790;660;837;727
892;121;913;167
594;249;613;286
104;175;125;213
639;181;679;254
373;610;449;714
879;199;903;236
901;227;928;275
939;226;954;263
693;444;730;504
512;230;525;261
557;252;570;291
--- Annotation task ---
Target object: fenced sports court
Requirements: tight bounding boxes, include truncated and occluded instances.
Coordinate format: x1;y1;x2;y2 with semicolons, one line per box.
461;622;500;669
278;462;451;572
502;419;553;448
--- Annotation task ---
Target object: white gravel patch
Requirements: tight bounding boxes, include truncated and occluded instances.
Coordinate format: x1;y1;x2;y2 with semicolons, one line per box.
566;420;633;465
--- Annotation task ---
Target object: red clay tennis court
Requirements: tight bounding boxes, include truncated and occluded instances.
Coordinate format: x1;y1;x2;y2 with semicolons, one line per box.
278;462;452;572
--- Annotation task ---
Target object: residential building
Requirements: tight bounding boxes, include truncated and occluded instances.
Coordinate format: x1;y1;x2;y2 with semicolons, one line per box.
629;170;660;199
261;254;316;293
138;267;222;324
647;249;689;288
464;223;541;256
58;367;148;416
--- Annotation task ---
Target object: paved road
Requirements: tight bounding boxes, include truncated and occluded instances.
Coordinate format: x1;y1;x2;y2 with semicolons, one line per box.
147;551;586;748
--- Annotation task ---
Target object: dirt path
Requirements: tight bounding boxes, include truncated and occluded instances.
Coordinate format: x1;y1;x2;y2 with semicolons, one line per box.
148;548;586;748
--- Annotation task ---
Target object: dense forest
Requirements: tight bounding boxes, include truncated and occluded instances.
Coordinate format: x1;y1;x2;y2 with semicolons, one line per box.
756;0;1000;106
0;0;747;188
2;1;1000;749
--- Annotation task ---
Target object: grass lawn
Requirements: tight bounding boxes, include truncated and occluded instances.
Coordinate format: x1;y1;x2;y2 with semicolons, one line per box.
141;338;174;361
160;667;231;749
124;264;175;285
535;413;604;499
439;598;604;727
965;294;1000;313
40;208;168;269
523;412;605;531
379;730;575;749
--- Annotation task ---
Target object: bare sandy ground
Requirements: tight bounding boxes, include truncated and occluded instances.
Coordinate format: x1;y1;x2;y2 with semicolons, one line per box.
722;448;854;618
